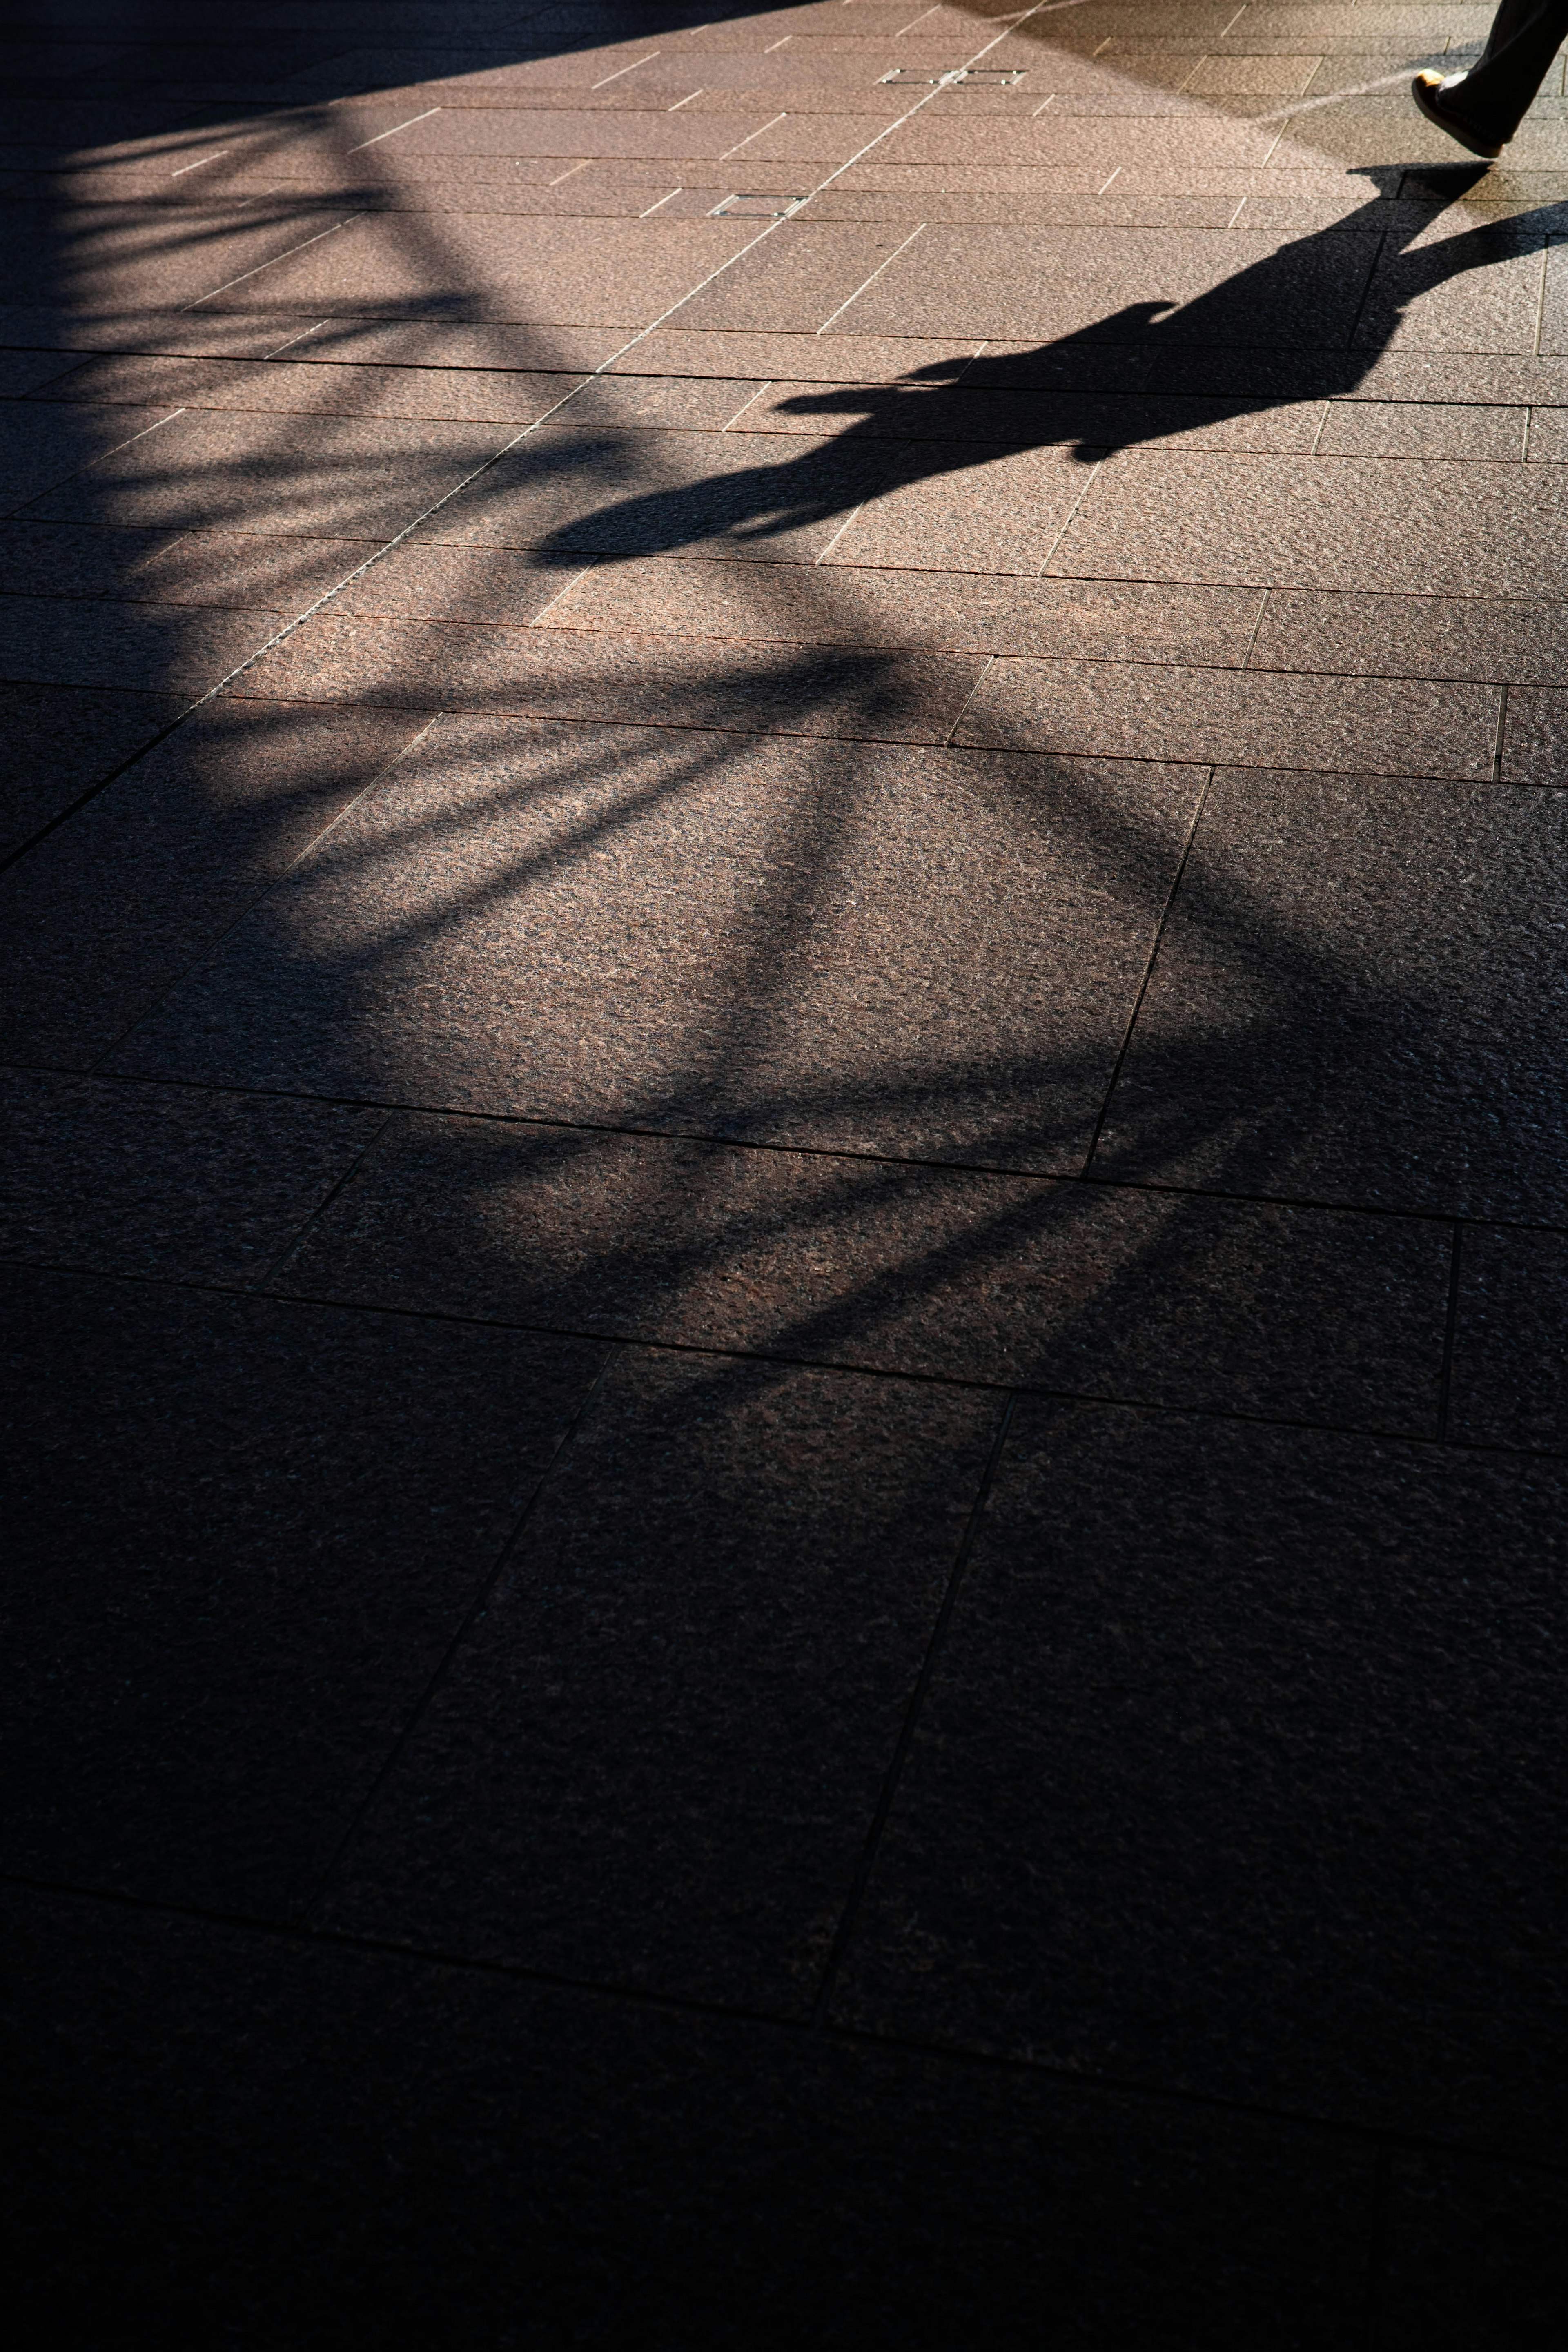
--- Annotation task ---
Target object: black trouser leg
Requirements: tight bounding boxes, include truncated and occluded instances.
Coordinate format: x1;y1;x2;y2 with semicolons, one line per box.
1444;0;1568;141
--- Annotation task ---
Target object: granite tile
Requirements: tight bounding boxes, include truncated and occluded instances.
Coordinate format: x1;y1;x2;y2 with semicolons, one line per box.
953;659;1494;777
606;329;985;379
737;379;1329;453
1353;235;1548;356
1378;2152;1568;2350
0;199;368;314
253;317;626;373
4;1890;1376;2350
110;716;1202;1169
795;190;1245;227
832;1398;1568;2150
196;212;759;325
1049;452;1568;596
320;1350;999;2006
541;557;1266;666
0;701;428;1068
0;518;182;600
323;108;792;160
1250;589;1568;684
1093;767;1568;1221
0;1265;605;1911
115;528;383;612
229;610;987;743
875;117;1282;172
417;423;892;564
549;372;768;431
824;443;1100;576
668;224;935;334
0;593;281;693
1521;235;1568;355
717;114;901;163
330;543;584;625
279;1117;1445;1430
1525;402;1568;461
1447;1225;1568;1453
0;348;93;397
0;1071;386;1282
20;409;513;538
831;223;1381;350
0;399;181;512
1315;400;1528;459
44;352;589;424
0;680;185;858
1499;684;1568;782
1187;55;1322;96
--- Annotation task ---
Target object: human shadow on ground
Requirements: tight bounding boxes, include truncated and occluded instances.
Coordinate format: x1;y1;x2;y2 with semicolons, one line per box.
529;163;1549;564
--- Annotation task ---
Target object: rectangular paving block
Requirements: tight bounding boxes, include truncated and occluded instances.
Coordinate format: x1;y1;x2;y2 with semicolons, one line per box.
228;608;988;741
2;1264;606;1912
831;1397;1568;2153
0;1070;386;1283
1447;1224;1568;1453
21;408;515;539
317;1348;1000;2008
412;420;892;562
540;556;1266;665
0;700;429;1068
108;715;1203;1170
1048;449;1568;596
1249;588;1568;684
0;679;185;858
953;657;1496;777
1092;767;1568;1220
270;1113;1446;1430
4;1890;1378;2348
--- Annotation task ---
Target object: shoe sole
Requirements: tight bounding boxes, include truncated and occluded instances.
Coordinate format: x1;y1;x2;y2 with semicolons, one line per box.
1410;74;1503;160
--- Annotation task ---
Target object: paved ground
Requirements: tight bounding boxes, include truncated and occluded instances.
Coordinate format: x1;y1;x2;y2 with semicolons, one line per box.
6;0;1568;2341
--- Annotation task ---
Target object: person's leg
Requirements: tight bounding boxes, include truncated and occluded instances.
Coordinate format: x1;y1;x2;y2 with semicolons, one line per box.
1424;0;1568;143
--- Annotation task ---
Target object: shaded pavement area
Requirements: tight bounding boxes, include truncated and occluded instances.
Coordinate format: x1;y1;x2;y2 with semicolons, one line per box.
5;1;1568;2341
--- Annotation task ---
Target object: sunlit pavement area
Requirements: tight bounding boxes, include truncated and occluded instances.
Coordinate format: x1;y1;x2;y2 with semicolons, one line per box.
7;0;1568;2339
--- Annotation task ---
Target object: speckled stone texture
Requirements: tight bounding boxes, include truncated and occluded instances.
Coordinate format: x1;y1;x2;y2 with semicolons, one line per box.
7;0;1568;2340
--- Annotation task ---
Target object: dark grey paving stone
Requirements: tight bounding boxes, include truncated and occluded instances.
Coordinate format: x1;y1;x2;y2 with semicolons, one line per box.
0;398;180;510
0;677;184;857
1376;2151;1568;2351
0;1264;606;1912
953;657;1495;780
0;347;90;397
228;610;988;744
418;423;895;566
1250;590;1568;687
4;1886;1376;2352
837;227;1382;350
833;1400;1568;2153
0;518;182;600
1447;1225;1568;1453
0;698;428;1068
1499;683;1568;783
0;590;279;692
107;717;1204;1170
1093;768;1568;1221
19;408;512;539
276;1116;1448;1433
1353;232;1549;359
0;1070;385;1282
322;1349;1000;2007
1050;451;1568;599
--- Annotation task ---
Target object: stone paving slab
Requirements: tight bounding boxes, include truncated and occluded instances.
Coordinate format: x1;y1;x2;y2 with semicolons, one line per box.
6;0;1568;2336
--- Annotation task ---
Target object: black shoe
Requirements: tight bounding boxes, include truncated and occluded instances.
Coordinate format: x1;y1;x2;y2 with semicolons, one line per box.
1411;70;1504;160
